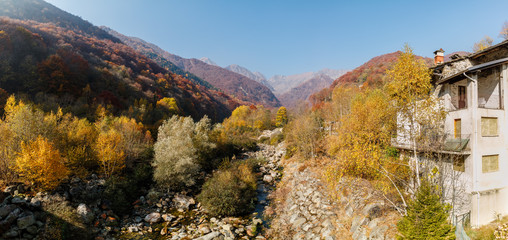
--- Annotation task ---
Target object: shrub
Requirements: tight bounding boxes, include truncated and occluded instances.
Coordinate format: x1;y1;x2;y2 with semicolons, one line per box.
198;162;257;216
153;116;214;191
14;136;69;191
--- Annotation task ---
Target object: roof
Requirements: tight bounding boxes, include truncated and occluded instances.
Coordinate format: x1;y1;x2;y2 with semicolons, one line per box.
436;56;508;85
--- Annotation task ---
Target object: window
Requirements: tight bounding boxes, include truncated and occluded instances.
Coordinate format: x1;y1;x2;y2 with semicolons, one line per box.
453;156;465;172
458;86;467;109
482;155;499;173
481;117;498;137
454;119;461;138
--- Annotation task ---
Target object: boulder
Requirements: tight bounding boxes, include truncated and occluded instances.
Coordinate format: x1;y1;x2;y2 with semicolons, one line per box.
173;194;195;210
0;204;17;218
77;203;95;223
144;212;161;223
17;214;35;229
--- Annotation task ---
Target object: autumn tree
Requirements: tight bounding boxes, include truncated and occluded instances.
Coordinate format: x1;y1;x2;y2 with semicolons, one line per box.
153;116;215;190
275;106;288;127
14;136;69;190
386;44;442;186
285;111;323;159
500;21;508;40
95;129;126;178
472;36;494;52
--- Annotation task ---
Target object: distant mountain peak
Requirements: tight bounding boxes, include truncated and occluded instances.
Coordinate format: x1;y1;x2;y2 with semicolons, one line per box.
224;64;273;91
199;57;218;66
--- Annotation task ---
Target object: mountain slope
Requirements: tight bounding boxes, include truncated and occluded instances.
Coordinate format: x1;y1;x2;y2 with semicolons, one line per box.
103;29;281;108
310;51;432;105
0;0;120;43
0;2;239;123
268;69;348;95
224;64;274;91
278;74;334;108
101;27;214;90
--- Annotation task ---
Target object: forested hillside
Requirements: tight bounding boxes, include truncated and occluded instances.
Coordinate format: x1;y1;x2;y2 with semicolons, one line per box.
103;28;281;108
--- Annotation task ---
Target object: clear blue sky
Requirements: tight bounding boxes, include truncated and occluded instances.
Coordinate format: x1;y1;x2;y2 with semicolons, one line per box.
45;0;508;78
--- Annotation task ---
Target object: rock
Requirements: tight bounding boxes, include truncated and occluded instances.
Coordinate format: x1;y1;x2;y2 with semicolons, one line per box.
173;194;195;210
199;224;211;234
3;228;19;238
77;203;95;223
127;226;138;232
134;216;142;223
11;196;26;204
162;214;173;222
144;212;161;223
0;204;17;218
293;217;306;228
17;214;35;229
26;225;38;234
194;231;221;240
263;175;273;183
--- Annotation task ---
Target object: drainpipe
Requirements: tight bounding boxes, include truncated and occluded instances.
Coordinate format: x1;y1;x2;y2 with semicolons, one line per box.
463;72;480;227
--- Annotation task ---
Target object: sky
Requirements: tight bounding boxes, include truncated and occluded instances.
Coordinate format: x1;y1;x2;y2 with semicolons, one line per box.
45;0;508;79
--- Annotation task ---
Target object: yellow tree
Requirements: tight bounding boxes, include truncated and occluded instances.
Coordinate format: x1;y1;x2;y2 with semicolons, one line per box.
472;36;493;52
500;21;508;40
386;44;443;187
275;106;288;127
95;130;125;178
14;136;69;190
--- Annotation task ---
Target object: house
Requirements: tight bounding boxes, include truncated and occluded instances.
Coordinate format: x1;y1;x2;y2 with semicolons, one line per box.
394;41;508;227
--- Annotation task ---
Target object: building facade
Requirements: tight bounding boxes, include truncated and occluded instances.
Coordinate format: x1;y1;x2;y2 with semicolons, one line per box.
395;41;508;227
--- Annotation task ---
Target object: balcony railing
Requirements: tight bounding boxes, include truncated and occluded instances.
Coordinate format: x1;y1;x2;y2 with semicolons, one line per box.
391;133;470;154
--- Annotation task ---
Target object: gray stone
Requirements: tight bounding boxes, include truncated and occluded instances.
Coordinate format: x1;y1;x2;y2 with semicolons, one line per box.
26;225;38;234
76;203;94;223
0;205;16;218
263;175;273;183
144;212;161;223
3;228;19;238
173;194;195;210
17;214;35;229
194;231;220;240
10;197;26;204
293;217;306;228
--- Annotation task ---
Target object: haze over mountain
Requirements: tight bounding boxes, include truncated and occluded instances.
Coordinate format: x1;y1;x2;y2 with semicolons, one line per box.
268;68;348;95
277;74;334;108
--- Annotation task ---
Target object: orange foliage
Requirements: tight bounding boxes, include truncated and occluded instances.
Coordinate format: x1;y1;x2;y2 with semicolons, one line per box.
14;136;69;190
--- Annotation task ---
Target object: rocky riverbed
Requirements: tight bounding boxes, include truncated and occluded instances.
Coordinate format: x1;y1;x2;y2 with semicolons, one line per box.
0;141;285;240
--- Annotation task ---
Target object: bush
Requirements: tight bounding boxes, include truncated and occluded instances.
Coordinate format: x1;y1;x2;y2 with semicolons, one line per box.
153;116;214;191
198;162;257;216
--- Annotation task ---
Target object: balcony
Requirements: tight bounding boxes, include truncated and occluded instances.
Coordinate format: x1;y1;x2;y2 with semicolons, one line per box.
392;133;470;155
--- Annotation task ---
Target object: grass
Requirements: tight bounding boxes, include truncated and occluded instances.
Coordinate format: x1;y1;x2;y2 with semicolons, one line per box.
465;215;508;240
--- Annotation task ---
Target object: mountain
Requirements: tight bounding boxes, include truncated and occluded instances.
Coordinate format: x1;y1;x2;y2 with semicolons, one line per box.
101;27;214;90
278;74;334;108
103;29;281;108
224;64;273;91
0;0;239;124
310;51;432;105
199;57;218;66
268;69;348;95
0;0;120;43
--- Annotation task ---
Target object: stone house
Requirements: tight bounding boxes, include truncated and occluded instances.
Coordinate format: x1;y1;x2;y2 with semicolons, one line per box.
394;41;508;227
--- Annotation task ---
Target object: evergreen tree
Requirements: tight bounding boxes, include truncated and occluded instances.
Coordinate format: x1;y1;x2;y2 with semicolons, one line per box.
397;181;456;240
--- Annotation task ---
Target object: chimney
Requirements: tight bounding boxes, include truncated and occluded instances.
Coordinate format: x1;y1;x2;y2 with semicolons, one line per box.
434;48;445;65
